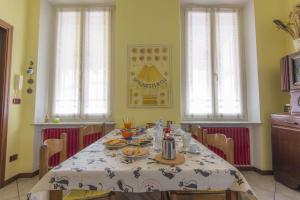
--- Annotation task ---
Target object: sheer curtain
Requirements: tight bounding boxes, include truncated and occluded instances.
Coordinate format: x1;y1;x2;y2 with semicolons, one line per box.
215;9;242;117
186;8;212;117
184;7;244;120
83;8;111;117
53;8;81;116
52;7;111;119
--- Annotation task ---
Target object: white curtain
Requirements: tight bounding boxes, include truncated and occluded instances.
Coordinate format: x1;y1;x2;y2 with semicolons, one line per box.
53;8;81;116
53;7;111;118
186;8;212;117
185;8;243;119
83;8;111;117
215;9;242;117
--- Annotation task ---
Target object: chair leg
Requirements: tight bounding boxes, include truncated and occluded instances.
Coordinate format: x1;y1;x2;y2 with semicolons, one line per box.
50;190;63;200
170;192;178;200
110;192;116;200
161;191;169;200
230;191;238;200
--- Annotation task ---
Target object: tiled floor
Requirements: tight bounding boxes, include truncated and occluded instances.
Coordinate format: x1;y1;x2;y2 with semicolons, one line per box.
242;171;300;200
0;171;299;200
0;175;39;200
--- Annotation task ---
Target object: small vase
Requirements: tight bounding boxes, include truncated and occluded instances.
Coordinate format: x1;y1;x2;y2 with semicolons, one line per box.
293;38;300;51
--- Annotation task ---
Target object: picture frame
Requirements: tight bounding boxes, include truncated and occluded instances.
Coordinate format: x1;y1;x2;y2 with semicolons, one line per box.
289;51;300;90
127;44;172;108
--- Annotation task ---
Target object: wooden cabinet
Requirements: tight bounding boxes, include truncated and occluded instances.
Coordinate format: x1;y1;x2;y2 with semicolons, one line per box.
271;114;300;189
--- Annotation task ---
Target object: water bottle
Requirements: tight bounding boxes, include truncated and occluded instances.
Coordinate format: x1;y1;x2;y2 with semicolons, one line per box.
153;119;164;152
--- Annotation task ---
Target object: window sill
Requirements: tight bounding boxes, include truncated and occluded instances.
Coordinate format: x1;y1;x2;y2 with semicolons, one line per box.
181;120;261;125
32;121;115;127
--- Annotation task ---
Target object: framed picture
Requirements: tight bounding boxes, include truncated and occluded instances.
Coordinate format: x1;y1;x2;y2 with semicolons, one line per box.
289;51;300;90
127;44;172;108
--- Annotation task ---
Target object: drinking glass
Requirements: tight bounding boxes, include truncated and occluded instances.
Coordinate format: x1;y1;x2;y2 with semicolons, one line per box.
153;135;163;152
123;117;133;129
182;132;192;151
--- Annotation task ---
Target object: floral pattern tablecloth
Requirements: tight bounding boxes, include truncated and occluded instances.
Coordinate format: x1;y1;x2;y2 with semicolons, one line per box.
29;129;257;200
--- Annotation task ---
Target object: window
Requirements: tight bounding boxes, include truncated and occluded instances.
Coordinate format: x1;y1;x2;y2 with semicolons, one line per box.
183;7;245;120
51;7;112;119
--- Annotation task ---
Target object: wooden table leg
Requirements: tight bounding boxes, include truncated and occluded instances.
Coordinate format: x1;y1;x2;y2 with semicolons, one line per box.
161;191;169;200
227;191;238;200
50;190;63;200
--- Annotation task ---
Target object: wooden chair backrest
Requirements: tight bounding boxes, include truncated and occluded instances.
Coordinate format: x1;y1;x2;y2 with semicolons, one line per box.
203;129;234;165
79;125;104;150
190;125;203;143
39;132;67;179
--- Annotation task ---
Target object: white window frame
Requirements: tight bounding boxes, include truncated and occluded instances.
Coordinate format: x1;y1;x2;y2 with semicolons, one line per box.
181;5;247;121
49;5;114;121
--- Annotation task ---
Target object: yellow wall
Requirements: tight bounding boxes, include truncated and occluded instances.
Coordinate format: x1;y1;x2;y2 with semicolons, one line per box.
253;0;291;170
114;0;292;171
0;0;297;179
114;0;181;126
0;0;40;179
18;0;40;175
0;0;28;179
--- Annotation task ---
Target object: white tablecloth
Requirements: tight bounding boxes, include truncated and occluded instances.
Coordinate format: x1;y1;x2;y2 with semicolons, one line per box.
28;129;257;200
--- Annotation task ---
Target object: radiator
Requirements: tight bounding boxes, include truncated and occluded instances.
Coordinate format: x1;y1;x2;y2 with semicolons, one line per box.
43;128;102;167
203;127;250;166
43;127;250;166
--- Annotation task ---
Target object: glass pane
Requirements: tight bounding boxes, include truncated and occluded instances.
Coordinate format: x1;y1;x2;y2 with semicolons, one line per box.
186;9;213;116
292;59;300;84
215;9;242;116
53;9;81;116
83;9;110;115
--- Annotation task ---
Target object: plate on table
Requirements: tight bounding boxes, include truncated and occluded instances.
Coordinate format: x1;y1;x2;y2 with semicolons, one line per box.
130;138;152;146
103;138;128;149
122;147;149;159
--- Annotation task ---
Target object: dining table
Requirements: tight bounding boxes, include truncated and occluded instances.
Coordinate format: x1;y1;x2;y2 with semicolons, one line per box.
28;129;257;200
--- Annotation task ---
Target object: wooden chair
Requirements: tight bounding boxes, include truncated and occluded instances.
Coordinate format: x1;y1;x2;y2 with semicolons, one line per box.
190;125;203;143
202;129;234;165
170;129;236;200
66;125;114;200
39;133;67;179
79;125;104;151
40;132;115;200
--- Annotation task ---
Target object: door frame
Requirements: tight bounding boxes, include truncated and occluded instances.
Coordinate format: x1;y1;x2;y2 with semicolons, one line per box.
0;19;13;188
